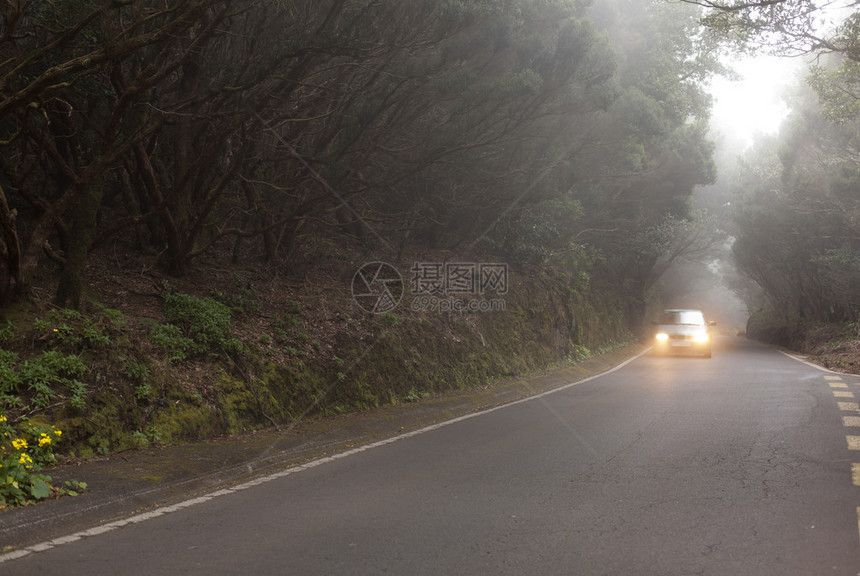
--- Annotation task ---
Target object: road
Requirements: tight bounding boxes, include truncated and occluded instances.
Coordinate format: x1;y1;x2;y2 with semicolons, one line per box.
3;336;860;575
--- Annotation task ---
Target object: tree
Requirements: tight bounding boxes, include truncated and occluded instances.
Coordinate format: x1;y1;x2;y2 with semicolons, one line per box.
0;0;242;306
559;0;720;325
730;90;860;324
0;0;722;328
679;0;860;59
679;0;860;326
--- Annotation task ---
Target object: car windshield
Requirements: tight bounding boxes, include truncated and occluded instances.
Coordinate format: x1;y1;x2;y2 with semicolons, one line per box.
660;310;705;326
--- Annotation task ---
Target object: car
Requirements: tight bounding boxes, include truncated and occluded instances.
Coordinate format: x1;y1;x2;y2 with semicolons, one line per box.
652;309;715;358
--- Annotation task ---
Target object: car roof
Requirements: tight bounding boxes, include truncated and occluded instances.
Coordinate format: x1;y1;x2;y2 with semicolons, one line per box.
658;309;707;324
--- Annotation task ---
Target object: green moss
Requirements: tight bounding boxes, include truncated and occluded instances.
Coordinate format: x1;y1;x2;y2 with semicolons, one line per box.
215;374;259;435
149;401;220;444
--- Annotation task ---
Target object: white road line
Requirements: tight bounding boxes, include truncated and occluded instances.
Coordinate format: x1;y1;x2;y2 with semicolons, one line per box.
779;350;854;375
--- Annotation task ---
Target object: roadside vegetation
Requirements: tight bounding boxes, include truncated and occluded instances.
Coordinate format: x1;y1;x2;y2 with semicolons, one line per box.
0;251;634;465
0;415;85;507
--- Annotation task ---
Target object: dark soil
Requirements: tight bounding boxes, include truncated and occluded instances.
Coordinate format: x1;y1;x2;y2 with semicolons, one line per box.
795;325;860;375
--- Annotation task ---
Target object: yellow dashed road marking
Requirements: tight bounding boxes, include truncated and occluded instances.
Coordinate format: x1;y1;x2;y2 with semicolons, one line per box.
828;378;860;545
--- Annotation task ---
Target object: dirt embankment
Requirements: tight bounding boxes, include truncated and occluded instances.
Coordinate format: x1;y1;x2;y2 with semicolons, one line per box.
2;248;635;458
746;310;860;374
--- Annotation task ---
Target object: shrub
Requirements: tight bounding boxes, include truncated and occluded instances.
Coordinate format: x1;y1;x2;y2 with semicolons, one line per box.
124;360;149;382
566;344;591;364
0;350;22;408
124;361;152;400
163;293;232;351
149;323;194;362
151;293;246;359
18;351;88;409
0;414;84;508
211;287;262;314
0;350;87;410
0;321;12;341
33;309;113;351
272;313;300;343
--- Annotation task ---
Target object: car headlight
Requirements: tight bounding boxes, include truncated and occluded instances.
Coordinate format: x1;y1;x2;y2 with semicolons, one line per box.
655;333;669;342
693;332;709;343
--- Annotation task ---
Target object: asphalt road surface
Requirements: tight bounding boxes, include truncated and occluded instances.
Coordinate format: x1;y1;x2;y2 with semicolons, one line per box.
3;336;860;575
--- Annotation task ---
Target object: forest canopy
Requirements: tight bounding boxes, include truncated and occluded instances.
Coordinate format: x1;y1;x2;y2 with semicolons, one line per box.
4;0;857;334
685;0;860;330
0;0;723;328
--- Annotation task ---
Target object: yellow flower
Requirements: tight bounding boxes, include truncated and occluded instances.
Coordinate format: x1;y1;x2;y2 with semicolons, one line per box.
0;415;7;423
12;438;27;451
18;453;32;467
38;434;51;447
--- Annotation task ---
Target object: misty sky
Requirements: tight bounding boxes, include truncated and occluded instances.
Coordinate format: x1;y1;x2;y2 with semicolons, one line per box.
708;55;801;151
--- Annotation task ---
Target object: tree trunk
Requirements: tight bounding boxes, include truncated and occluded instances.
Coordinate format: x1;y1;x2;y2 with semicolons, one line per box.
0;185;22;306
54;178;105;309
133;141;183;262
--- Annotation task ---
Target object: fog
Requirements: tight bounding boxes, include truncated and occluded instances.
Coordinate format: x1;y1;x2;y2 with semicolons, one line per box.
709;56;800;151
656;56;805;334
